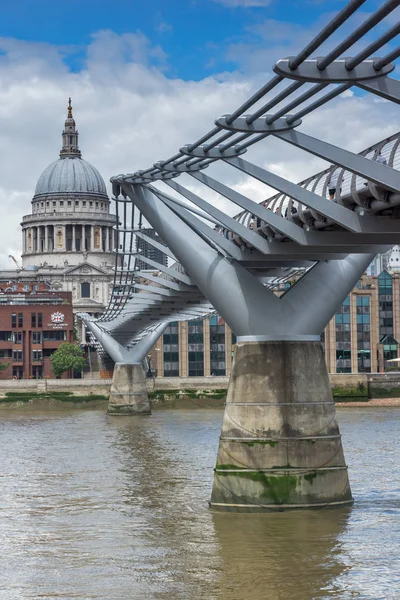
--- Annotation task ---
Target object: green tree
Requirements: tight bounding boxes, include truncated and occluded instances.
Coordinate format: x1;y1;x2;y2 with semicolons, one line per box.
50;343;86;379
0;362;10;371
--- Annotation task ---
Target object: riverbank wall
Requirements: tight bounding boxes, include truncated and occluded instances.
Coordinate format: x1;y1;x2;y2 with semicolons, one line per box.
1;373;400;407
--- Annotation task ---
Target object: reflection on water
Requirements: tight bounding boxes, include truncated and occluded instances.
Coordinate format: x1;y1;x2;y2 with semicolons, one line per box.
0;407;398;599
212;509;351;600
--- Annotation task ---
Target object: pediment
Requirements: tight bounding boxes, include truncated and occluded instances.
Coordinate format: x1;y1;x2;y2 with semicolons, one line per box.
64;262;109;276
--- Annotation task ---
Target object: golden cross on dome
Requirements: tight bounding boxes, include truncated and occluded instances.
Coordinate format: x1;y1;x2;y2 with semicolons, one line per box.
68;97;73;118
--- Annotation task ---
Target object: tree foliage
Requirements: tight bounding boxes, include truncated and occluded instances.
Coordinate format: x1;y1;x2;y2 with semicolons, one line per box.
0;361;10;371
50;343;86;378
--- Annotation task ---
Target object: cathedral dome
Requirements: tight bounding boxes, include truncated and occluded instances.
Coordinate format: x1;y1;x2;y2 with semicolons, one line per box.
34;157;107;197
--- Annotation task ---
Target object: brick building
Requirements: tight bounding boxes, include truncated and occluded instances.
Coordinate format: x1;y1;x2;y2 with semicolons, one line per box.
0;283;74;379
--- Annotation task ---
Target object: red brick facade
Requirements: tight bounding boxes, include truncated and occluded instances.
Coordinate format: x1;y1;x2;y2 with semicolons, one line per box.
0;286;74;379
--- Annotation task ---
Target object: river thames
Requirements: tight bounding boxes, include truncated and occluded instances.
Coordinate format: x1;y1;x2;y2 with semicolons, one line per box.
0;406;399;599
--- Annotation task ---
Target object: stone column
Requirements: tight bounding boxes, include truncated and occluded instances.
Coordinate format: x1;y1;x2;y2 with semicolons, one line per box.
82;224;85;251
108;363;151;415
90;226;94;251
105;226;109;252
99;226;103;251
210;340;353;511
72;224;76;251
44;225;48;253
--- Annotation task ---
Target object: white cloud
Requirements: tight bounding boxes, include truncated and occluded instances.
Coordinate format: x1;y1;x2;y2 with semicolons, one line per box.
0;28;399;269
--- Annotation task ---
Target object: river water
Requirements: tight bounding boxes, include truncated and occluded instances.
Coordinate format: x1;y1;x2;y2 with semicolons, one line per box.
0;406;399;600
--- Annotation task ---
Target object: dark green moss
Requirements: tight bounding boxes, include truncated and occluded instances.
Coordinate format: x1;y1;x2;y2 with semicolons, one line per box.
331;386;368;399
369;387;400;398
215;467;298;504
0;393;107;404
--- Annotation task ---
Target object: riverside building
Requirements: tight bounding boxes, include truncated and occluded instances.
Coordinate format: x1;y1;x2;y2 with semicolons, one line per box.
0;284;74;380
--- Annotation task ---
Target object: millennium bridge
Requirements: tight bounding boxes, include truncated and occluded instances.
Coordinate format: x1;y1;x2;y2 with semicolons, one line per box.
80;0;400;511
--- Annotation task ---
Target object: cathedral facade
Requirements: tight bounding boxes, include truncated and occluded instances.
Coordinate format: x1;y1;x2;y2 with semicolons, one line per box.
0;100;117;329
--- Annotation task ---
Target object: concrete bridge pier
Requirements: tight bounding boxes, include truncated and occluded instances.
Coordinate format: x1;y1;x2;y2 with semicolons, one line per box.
210;339;351;510
82;319;167;415
108;362;150;415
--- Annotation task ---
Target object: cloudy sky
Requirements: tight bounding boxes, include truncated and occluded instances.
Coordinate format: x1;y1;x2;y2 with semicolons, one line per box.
0;0;399;267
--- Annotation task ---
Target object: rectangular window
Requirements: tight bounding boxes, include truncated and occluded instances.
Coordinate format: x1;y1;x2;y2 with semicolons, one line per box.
188;319;204;376
42;330;66;341
32;350;42;362
0;349;12;358
68;200;72;206
32;332;42;344
13;366;23;379
12;350;23;361
60;201;64;206
52;201;56;207
32;366;43;379
163;322;179;377
0;331;12;341
31;312;36;328
11;313;16;328
13;332;22;344
38;313;43;328
18;313;23;328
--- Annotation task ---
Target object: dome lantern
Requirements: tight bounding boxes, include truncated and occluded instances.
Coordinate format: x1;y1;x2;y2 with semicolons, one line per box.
60;97;81;159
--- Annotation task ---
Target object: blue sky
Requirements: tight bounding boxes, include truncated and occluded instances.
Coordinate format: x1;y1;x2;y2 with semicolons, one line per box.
0;0;391;79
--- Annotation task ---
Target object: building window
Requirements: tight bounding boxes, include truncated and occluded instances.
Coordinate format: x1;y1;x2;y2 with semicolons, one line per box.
60;201;64;206
210;315;226;376
76;238;81;251
38;313;43;327
18;313;23;328
188;319;204;376
43;331;66;341
33;284;39;291
75;201;79;206
89;201;93;207
13;367;23;379
163;322;179;377
335;296;351;373
31;312;36;328
0;349;12;358
32;350;43;362
32;366;43;379
356;296;371;373
46;202;49;207
13;332;22;344
32;332;42;344
52;201;56;207
81;282;90;298
12;350;23;362
0;331;12;341
68;200;72;206
83;201;86;207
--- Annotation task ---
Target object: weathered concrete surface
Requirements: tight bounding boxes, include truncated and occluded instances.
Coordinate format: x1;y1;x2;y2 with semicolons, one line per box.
108;363;151;416
210;341;352;511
